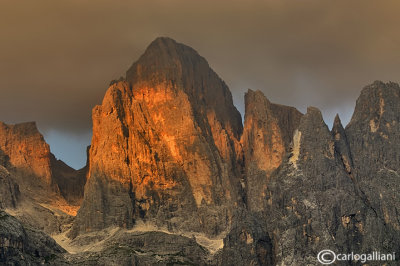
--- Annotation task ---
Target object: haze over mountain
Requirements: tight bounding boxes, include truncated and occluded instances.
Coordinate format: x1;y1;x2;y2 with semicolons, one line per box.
1;0;400;169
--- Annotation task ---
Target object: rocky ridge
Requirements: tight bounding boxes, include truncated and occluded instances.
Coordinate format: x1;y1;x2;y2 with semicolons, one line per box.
1;38;400;265
68;40;400;265
261;105;399;265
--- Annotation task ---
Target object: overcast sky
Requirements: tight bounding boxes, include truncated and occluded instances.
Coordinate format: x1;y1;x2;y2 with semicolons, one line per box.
1;0;400;169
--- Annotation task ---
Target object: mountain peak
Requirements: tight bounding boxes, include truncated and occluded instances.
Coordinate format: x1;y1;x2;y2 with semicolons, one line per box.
125;37;242;137
141;37;194;61
347;81;400;131
126;37;204;86
332;113;347;143
72;37;244;237
334;113;341;123
241;89;302;211
152;36;177;43
306;106;322;116
147;36;185;52
298;106;330;142
333;114;343;129
0;121;40;137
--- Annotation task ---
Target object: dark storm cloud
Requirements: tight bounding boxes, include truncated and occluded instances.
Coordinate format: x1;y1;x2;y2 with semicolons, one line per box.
1;0;400;167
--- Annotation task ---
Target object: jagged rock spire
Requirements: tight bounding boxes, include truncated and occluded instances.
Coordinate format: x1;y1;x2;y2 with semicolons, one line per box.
241;89;302;211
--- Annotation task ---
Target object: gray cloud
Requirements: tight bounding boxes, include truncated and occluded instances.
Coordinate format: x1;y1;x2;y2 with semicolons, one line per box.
1;0;400;168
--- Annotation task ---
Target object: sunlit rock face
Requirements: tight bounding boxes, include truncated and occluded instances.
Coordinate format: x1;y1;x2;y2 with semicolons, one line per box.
241;89;302;211
0;121;86;215
72;37;244;237
0;122;54;186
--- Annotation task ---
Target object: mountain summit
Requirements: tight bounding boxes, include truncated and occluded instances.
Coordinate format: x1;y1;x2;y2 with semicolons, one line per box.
126;37;243;138
72;37;244;238
1;38;400;265
70;38;400;264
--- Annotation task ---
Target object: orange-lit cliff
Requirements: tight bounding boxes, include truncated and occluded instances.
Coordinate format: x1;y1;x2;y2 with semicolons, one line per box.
71;37;244;237
0;121;86;219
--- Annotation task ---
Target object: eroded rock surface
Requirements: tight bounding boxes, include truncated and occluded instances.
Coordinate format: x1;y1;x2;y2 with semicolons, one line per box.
72;37;244;238
0;165;19;209
0;211;66;265
264;103;400;265
0;121;86;235
0;122;54;187
51;155;87;206
0;121;86;207
346;81;400;233
218;209;274;265
241;89;302;211
65;230;210;266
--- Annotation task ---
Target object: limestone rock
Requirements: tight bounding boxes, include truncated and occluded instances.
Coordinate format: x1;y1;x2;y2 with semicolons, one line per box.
346;81;400;177
219;210;274;265
51;154;87;206
331;114;353;175
0;121;86;207
0;121;54;186
0;165;19;209
3;35;400;266
0;211;66;265
72;37;244;238
66;230;209;265
346;81;400;237
0;121;86;234
241;89;302;211
126;37;243;141
264;106;400;265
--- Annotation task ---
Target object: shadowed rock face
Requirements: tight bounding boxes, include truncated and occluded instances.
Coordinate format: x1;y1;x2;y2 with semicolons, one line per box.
0;150;19;209
346;81;400;176
331;114;353;175
219;209;274;266
72;37;244;238
0;211;65;265
262;101;400;265
345;81;400;234
0;165;19;209
241;89;302;211
66;230;210;265
51;155;87;206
